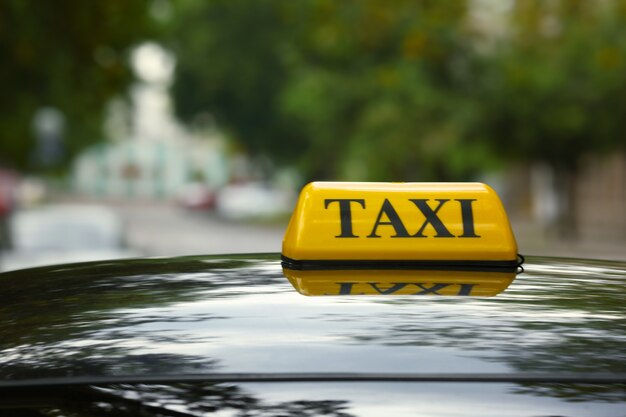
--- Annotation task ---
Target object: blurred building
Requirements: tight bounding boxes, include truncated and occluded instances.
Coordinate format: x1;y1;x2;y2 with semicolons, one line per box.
72;43;229;200
73;136;228;200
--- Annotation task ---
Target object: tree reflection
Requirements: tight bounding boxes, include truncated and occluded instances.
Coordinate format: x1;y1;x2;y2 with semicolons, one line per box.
343;257;626;402
0;255;285;379
1;255;624;407
13;383;354;417
1;255;354;415
514;383;626;404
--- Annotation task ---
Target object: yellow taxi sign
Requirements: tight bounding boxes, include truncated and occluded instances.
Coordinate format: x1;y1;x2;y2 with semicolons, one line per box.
281;182;521;296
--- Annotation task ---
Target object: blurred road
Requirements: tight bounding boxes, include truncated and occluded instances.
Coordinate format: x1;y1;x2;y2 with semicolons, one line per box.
111;202;286;257
86;201;626;262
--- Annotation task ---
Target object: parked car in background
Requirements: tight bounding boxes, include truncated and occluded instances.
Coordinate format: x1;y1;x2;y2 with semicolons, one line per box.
0;204;139;272
176;182;217;211
0;168;20;250
216;182;294;219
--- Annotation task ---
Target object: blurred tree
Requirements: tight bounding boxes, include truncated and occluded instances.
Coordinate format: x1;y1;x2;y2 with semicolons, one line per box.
0;0;158;172
168;0;306;167
477;0;626;235
280;0;489;180
169;0;494;181
169;0;626;196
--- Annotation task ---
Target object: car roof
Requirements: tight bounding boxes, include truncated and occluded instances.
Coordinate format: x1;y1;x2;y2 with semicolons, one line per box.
1;253;624;385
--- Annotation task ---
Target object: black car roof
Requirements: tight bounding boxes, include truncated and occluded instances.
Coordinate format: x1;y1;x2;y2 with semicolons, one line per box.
1;254;625;386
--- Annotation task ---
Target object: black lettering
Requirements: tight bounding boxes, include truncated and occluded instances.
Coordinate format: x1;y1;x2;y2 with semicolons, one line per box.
367;199;410;238
409;199;454;238
457;283;475;296
324;199;366;237
456;199;480;238
368;282;408;294
412;283;450;295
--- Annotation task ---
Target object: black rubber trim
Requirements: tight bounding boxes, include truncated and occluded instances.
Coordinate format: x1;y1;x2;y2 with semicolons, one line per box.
282;255;522;273
0;372;624;388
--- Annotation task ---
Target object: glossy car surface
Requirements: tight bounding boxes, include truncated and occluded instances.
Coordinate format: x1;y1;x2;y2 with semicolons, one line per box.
1;254;624;416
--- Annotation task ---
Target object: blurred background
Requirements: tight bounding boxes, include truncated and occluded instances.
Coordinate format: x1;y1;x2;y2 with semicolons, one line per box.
1;0;625;271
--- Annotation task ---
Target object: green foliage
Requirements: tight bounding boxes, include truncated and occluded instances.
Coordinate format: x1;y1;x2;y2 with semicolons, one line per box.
170;0;626;181
168;0;305;162
478;0;626;170
0;0;158;171
169;0;483;181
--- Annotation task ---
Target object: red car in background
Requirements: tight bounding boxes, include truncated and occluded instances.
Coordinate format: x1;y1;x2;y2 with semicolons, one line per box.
0;168;19;249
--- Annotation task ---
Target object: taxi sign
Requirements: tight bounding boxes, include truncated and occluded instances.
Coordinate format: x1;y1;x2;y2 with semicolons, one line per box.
282;182;522;296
